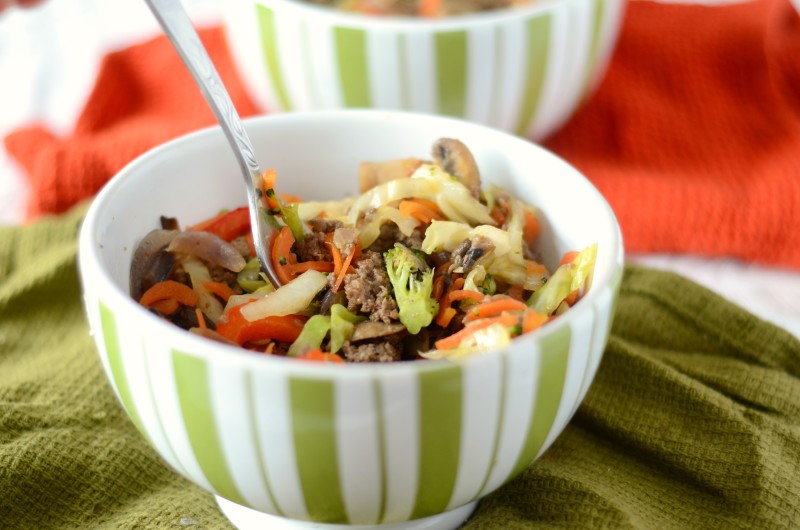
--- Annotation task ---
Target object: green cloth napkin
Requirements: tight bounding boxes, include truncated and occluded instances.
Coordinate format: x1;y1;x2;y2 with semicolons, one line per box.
1;205;799;529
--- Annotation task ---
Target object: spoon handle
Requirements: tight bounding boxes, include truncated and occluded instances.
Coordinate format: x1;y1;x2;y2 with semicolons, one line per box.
144;0;280;286
145;0;260;184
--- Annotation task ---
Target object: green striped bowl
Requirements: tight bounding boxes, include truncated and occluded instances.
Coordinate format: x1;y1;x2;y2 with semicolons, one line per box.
222;0;625;139
78;110;623;529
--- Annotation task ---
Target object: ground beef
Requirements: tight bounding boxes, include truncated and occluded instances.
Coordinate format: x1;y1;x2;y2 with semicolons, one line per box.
208;265;241;294
230;235;251;258
308;218;343;233
342;334;403;363
449;236;494;273
297;232;331;262
343;251;398;323
367;222;424;253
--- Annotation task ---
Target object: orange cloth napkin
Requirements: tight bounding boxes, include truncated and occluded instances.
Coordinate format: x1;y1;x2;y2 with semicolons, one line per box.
545;0;800;268
5;0;800;268
4;28;259;219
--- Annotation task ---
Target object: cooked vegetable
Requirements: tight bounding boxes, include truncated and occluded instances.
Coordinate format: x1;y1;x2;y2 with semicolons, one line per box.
131;137;597;362
167;231;246;272
240;269;328;321
216;304;307;346
287;314;332;357
182;257;224;323
329;304;365;352
527;243;597;315
139;280;198;312
384;244;439;334
188;206;250;242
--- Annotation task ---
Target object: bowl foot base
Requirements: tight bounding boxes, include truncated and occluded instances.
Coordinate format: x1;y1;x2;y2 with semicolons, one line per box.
216;496;478;530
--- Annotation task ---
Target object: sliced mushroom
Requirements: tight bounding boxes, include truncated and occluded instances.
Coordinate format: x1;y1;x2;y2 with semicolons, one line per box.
130;229;179;300
358;157;423;193
167;231;247;273
449;236;495;274
431;138;481;198
350;321;407;342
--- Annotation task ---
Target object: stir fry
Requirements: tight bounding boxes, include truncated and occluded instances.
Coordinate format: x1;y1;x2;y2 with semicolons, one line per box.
130;138;596;363
301;0;532;17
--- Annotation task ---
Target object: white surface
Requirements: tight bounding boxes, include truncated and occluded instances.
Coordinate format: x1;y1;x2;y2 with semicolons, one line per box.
217;496;477;529
1;0;799;339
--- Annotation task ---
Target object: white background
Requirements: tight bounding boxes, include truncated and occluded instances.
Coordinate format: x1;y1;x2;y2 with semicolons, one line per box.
1;0;799;338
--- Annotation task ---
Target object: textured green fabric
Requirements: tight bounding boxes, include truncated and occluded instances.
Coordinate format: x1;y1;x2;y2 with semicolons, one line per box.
1;205;799;529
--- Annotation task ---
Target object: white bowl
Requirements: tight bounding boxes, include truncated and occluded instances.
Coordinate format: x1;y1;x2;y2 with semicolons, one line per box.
78;110;623;529
222;0;626;139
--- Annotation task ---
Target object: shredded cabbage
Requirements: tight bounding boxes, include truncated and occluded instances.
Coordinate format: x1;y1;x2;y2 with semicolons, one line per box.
421;323;512;360
358;206;420;248
345;164;494;226
527;243;597;315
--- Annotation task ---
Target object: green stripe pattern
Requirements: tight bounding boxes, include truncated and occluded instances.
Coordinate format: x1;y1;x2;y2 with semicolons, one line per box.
435;31;468;117
515;15;552;136
250;0;618;138
102;295;617;524
335;27;371;108
99;303;149;443
411;364;463;520
511;324;571;478
172;351;246;506
256;5;291;110
289;377;348;523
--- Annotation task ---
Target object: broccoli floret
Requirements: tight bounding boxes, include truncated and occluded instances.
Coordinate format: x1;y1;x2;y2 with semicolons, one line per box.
383;244;439;335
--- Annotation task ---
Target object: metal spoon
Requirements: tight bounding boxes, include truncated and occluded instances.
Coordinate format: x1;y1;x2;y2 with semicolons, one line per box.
144;0;282;287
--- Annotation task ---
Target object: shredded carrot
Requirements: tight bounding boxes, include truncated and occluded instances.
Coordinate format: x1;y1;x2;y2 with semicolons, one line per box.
271;226;297;285
196;308;208;331
140;280;198;308
559;250;580;305
260;168;280;212
326;233;343;285
435;288;485;327
436;307;458;328
435;312;518;350
203;281;236;303
446;289;485;304
398;199;444;224
334;242;360;293
150;298;180;315
522;310;549;334
464;296;527;322
297;348;345;363
523;209;541;246
287;261;335;275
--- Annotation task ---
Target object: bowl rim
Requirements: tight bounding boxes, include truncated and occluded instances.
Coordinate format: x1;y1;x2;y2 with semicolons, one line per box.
78;109;623;377
245;0;585;30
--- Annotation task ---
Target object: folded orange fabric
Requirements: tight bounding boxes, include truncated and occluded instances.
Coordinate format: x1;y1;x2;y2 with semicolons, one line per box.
4;28;259;219
5;1;800;268
544;0;800;268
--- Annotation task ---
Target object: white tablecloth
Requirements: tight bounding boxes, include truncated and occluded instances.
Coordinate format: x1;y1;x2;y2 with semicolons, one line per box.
2;0;799;338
